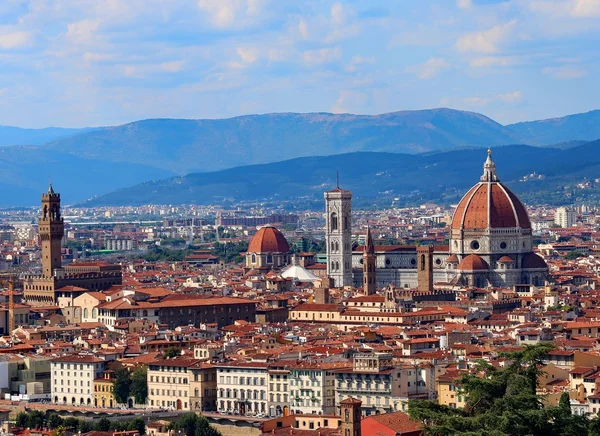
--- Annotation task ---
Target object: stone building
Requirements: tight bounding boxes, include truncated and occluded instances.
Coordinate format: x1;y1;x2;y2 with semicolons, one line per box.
325;150;548;290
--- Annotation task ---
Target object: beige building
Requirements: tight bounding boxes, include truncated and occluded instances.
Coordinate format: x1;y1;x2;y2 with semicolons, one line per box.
51;354;105;406
189;362;217;412
73;292;107;323
148;357;198;410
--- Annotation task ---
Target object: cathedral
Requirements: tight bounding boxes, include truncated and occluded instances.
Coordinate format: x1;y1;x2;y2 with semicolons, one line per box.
23;185;122;306
325;150;548;290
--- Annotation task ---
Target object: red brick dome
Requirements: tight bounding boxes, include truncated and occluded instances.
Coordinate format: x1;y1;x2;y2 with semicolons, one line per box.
457;254;489;271
248;226;290;253
522;252;547;269
451;150;530;231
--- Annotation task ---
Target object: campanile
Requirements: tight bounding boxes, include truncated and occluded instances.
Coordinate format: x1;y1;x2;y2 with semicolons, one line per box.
38;184;64;278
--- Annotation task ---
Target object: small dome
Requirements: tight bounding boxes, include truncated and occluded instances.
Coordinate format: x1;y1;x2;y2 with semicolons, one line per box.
446;254;459;263
522;253;547;269
497;255;514;263
248;226;290;253
458;254;489;271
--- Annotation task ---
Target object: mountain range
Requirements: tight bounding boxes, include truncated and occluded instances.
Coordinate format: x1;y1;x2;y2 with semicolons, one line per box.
84;141;600;207
1;108;600;206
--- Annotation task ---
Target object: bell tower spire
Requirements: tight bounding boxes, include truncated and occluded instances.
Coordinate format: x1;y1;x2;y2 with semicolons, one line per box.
39;185;64;278
363;226;376;295
481;148;499;182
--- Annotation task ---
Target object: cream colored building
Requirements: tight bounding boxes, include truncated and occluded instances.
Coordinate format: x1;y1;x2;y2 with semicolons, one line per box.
148;357;198;410
51;354;105;406
189;362;217;412
73;291;107;323
215;361;269;416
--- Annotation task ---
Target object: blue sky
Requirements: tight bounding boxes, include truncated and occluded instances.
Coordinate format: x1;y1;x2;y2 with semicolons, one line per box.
0;0;599;127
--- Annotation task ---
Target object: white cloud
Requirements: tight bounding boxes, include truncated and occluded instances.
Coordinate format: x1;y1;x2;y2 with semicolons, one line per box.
496;91;522;102
303;47;341;65
455;20;516;53
237;47;259;64
83;52;113;62
457;0;472;9
542;65;587;78
530;0;600;17
0;31;33;49
197;0;266;28
298;19;309;40
344;55;374;72
330;89;367;114
408;57;451;79
469;56;521;68
331;2;346;26
160;60;185;72
66;19;100;42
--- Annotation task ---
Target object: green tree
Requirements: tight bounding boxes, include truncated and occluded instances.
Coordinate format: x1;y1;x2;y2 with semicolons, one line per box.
77;420;92;433
407;343;593;436
130;366;149;404
565;251;585;260
113;367;132;404
15;412;28;428
95;417;111;432
163;347;180;359
128;417;147;435
27;410;45;429
170;413;222;436
47;413;64;429
63;417;80;429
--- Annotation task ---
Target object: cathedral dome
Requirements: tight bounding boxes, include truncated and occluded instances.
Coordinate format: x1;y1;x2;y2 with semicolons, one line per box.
451;150;531;231
248;226;290;253
457;254;489;271
522;252;547;269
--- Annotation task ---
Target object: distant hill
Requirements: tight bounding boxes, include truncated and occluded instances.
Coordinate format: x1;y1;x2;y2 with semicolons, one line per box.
84;144;600;207
0;125;96;147
0;146;174;207
507;109;600;145
47;109;520;174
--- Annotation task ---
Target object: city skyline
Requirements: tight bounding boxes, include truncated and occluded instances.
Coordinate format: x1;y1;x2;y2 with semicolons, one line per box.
0;0;599;127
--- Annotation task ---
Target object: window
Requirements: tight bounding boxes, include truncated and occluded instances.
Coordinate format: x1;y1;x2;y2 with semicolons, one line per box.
331;212;338;231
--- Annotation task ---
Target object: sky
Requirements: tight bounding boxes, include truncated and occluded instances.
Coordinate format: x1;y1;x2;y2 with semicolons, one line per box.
0;0;599;128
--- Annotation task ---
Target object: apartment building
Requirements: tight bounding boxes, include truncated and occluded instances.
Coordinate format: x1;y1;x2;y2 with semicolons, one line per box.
287;360;344;415
215;361;269;416
147;357;199;410
189;362;217;412
51;355;105;406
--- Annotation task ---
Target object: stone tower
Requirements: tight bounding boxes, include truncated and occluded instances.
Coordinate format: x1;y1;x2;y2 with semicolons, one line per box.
417;245;434;292
325;187;352;287
39;184;64;278
340;397;362;436
362;227;376;295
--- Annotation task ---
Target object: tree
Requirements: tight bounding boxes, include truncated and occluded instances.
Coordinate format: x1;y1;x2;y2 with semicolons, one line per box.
170;413;222;436
95;417;111;432
163;347;180;359
130;366;149;404
27;410;45;429
77;420;92;433
128;417;147;435
63;417;80;429
15;412;28;428
565;251;585;260
408;343;594;436
51;426;66;436
113;367;132;404
47;413;64;429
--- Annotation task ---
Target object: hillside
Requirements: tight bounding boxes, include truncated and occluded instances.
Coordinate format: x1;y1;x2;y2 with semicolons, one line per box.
84;144;600;207
47;109;519;174
507;109;600;145
0;125;95;147
0;146;174;206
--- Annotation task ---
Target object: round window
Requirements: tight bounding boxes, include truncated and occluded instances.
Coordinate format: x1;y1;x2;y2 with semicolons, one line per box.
470;240;480;250
435;258;442;265
359;259;363;264
500;242;507;250
385;259;391;265
410;258;416;266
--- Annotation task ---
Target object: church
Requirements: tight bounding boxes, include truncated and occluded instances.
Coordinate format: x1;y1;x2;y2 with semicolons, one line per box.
325;150;548;290
23;185;122;306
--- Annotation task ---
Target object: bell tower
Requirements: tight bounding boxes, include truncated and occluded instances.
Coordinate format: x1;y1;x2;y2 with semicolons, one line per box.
362;227;376;295
324;186;352;287
417;245;434;292
340;397;362;436
39;184;64;278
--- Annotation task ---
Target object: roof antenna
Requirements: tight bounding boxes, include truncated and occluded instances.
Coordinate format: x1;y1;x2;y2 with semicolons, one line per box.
336;170;339;189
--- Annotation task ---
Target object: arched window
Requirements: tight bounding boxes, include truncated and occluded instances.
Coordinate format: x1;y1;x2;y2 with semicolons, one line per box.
344;216;349;230
335;241;339;252
251;254;256;264
84;308;89;318
266;254;273;264
331;212;338;231
420;254;426;271
143;310;148;317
